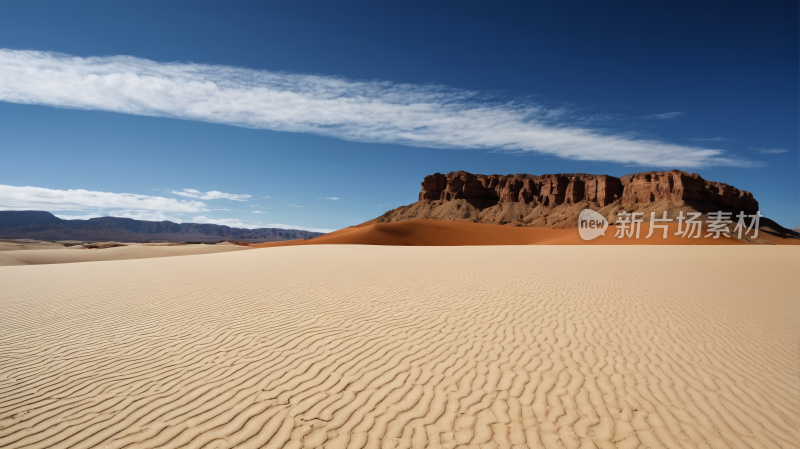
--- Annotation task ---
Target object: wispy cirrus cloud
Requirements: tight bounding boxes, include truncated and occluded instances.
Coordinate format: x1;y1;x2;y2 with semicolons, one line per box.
0;185;208;212
754;148;789;154
642;111;683;120
0;49;754;168
288;204;304;208
318;197;340;200
171;188;251;201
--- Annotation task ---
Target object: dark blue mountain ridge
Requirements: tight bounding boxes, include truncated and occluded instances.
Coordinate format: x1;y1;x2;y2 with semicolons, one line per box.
0;211;325;242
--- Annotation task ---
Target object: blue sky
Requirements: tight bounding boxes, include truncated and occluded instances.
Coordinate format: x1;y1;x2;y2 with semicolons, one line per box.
0;0;797;231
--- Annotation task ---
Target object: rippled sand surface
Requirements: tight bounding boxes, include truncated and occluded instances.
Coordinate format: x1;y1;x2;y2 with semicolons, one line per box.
0;244;250;266
1;246;797;448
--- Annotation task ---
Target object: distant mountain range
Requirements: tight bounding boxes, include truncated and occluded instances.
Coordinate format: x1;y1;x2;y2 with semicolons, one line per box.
0;211;325;242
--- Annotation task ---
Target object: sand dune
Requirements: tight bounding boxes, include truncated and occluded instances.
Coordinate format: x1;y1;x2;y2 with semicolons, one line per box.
251;220;800;248
1;245;798;448
0;244;250;266
0;239;67;252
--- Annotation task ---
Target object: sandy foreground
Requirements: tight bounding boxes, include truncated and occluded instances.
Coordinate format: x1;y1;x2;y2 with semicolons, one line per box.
0;245;798;449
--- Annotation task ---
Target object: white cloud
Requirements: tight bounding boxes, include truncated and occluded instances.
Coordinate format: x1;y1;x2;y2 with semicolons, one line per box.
53;213;106;220
0;185;208;212
192;215;262;229
107;210;178;221
641;112;683;120
288;204;304;208
755;148;789;154
318;197;340;200
260;223;335;233
0;49;753;168
50;211;331;232
1;184;332;231
192;216;332;233
172;188;250;201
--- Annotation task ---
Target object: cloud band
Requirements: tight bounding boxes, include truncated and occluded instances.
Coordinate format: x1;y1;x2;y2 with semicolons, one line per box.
0;49;752;168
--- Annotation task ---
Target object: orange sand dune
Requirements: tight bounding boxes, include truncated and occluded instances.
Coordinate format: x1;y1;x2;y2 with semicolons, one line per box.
251;219;798;248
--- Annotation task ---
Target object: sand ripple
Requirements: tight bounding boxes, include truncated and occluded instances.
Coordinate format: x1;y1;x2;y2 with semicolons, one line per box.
0;246;798;448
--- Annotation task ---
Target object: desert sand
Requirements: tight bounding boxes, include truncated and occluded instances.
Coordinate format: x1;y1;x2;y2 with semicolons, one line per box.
1;245;798;449
0;243;251;267
251;220;799;248
0;239;68;251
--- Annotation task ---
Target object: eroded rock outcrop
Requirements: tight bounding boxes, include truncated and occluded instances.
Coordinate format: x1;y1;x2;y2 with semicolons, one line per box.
377;170;760;229
419;171;624;208
620;171;758;214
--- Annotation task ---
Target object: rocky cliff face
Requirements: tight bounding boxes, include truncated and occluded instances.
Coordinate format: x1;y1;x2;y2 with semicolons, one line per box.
418;170;757;214
619;171;758;214
419;172;625;209
375;170;762;229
